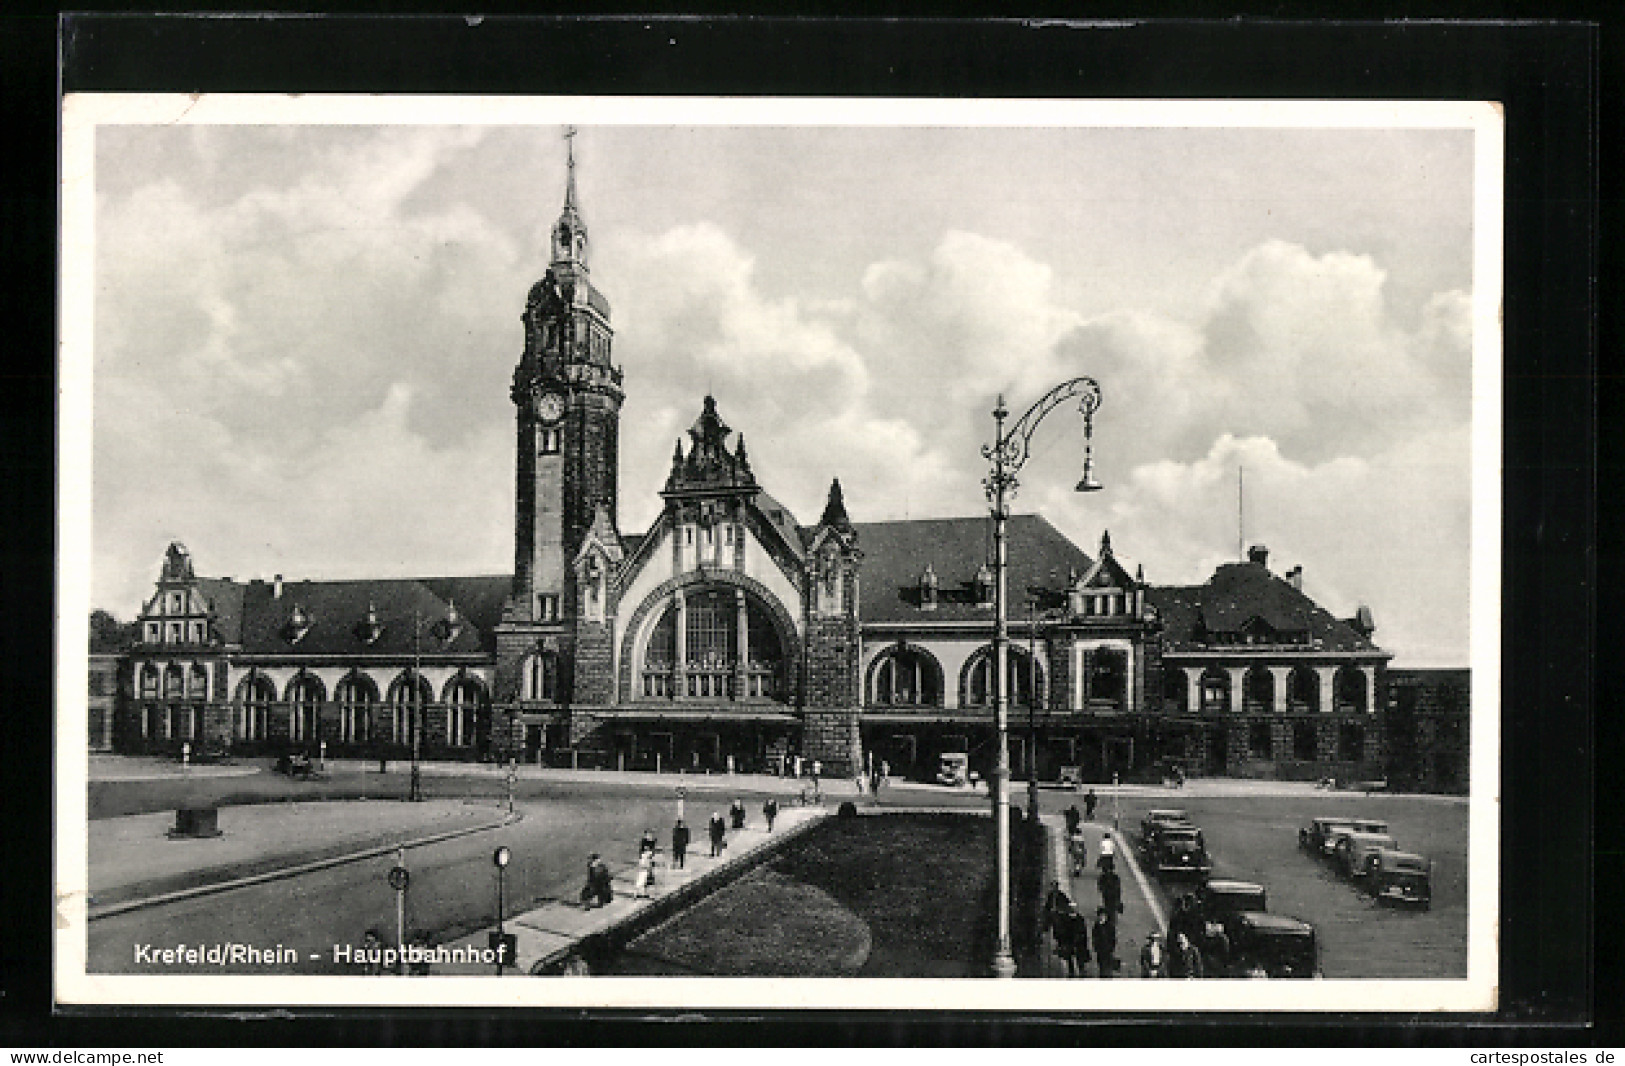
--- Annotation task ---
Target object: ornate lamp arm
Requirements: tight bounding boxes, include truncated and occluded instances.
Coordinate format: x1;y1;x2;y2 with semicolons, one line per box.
981;377;1103;511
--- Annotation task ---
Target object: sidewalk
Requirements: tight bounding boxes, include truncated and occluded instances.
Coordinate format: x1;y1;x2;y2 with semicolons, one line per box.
1036;811;1164;979
436;806;827;975
88;799;512;914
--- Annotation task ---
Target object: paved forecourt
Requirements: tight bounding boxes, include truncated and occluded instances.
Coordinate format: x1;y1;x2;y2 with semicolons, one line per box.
437;806;826;975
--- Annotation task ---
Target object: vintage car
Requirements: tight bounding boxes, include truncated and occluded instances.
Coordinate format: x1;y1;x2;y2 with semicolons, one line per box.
1299;817;1355;856
1366;849;1433;908
1151;824;1213;879
1195;878;1268;922
1217;912;1321;978
1334;830;1399;879
1140;808;1193;848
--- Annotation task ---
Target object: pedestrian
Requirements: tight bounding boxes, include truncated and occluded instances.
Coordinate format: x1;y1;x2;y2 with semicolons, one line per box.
1098;865;1124;918
639;827;658;857
1096;832;1116;874
1055;904;1092;977
730;798;747;830
1084;788;1098;821
1092;906;1118;977
633;848;654;898
1166;896;1200;977
579;852;613;908
762;797;778;831
1175;931;1204;978
708;811;727;856
671;818;689;869
1064;804;1081;836
361;928;387;976
406;932;433;976
1043;880;1071;939
1140;931;1168;978
1068;827;1088;877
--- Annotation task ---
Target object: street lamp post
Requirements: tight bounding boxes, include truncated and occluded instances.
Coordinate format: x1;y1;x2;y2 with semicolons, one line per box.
409;609;423;803
492;845;511;975
1027;597;1041;821
981;378;1103;979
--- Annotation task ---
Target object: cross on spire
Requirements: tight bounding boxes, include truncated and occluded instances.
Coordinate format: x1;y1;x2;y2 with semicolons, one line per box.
563;125;579;208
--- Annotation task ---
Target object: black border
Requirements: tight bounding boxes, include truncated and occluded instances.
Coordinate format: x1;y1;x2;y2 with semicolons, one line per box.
5;12;1604;1046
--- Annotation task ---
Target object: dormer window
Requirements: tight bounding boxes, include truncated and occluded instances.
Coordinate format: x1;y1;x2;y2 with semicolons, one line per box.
285;604;312;644
359;603;384;645
919;564;939;611
438;600;464;643
144;622;160;644
974;564;995;608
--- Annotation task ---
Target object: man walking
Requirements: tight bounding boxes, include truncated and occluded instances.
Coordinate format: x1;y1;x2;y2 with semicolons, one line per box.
708;811;727;856
1092;906;1118;977
1098;864;1124;919
1084;788;1098;822
762;797;779;831
671;818;690;869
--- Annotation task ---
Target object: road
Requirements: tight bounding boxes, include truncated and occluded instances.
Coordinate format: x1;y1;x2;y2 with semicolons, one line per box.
90;780;803;975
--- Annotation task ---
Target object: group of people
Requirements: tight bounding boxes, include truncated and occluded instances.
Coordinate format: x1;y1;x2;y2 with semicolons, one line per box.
581;796;788;907
1047;793;1126;978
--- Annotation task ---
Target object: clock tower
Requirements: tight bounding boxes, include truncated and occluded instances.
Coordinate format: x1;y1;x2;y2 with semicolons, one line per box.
498;131;623;718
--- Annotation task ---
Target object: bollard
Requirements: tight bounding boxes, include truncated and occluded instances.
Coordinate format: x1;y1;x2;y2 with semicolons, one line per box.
320;740;327;771
181;741;190;767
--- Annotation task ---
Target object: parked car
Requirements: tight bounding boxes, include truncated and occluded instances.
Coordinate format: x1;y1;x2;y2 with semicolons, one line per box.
1334;831;1399;879
1218;912;1321;978
1300;817;1355;856
1150;824;1212;879
1141;808;1193;848
1367;849;1433;909
937;752;970;787
1195;878;1268;922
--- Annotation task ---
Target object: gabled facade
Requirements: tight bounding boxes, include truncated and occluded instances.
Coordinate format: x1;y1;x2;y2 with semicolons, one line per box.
104;149;1433;785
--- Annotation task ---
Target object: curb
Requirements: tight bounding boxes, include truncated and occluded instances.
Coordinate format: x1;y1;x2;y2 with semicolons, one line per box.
88;810;522;921
526;811;830;974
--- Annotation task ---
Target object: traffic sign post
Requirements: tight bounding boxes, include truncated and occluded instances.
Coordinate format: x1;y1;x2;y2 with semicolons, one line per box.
506;757;517;817
675;785;686;822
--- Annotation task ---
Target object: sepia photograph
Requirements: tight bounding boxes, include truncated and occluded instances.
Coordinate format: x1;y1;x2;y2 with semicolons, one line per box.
56;94;1502;1012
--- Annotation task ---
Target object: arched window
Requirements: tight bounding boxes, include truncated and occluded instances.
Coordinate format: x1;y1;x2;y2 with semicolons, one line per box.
335;673;378;744
1334;666;1367;713
163;664;185;701
287;673;324;744
868;646;943;707
1288;666;1320;713
639;585;787;702
1083;648;1126;710
522;651;559;702
1245;666;1274;714
387;672;433;746
188;664;209;702
962;646;1042;708
444;674;485;748
1163;668;1188;712
236;673;275;741
1200;667;1231;714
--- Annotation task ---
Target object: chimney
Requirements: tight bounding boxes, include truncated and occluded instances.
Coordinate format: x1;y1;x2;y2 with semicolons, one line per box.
1247;544;1269;569
1287;565;1303;591
273;574;283;599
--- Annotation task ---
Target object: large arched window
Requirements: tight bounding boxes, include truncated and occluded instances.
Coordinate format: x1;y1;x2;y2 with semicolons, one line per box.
1287;666;1320;713
287;673;324;744
640;585;787;702
1334;666;1368;713
236;673;275;741
1083;647;1126;710
962;646;1042;708
522;650;559;702
335;672;378;744
868;646;943;707
387;672;434;745
1244;666;1274;714
444;674;486;748
1200;666;1231;714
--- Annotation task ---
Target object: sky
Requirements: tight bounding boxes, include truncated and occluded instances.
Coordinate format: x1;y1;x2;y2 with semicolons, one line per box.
83;105;1487;666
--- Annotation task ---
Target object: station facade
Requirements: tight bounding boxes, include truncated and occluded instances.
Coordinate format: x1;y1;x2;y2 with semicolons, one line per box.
103;157;1455;787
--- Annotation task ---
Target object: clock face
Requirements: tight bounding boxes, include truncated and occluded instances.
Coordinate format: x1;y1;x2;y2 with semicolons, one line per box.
536;392;565;424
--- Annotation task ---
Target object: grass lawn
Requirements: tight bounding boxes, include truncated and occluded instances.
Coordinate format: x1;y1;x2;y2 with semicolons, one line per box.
613;812;1045;977
1113;793;1470;978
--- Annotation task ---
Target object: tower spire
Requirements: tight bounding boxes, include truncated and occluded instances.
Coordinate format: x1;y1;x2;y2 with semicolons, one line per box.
552;125;588;269
564;125;579;211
